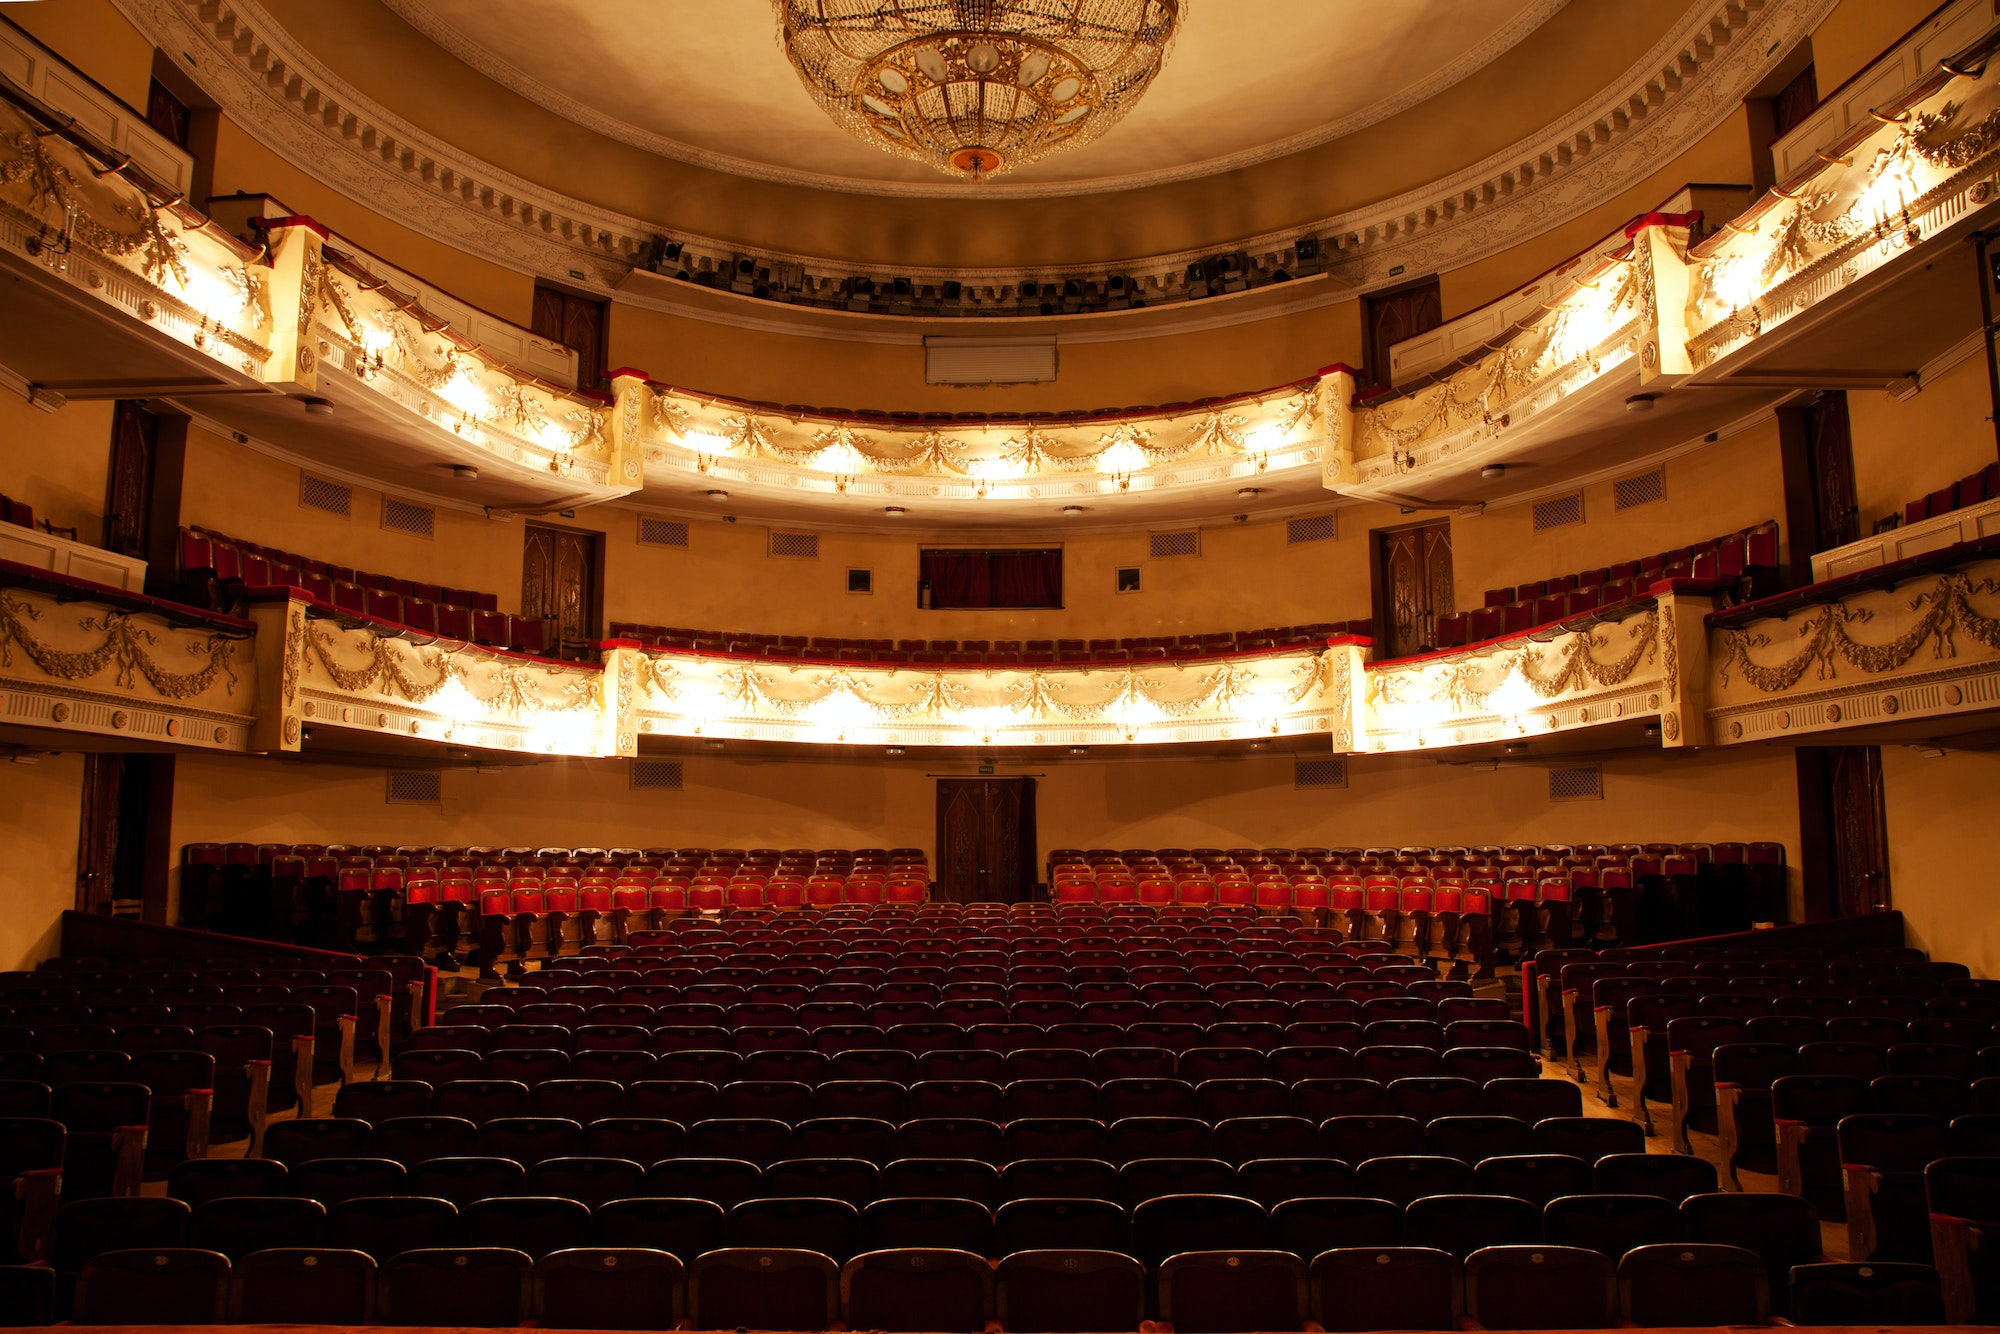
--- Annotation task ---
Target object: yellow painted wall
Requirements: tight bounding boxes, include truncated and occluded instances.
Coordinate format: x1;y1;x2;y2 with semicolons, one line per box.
0;391;113;542
1882;743;2000;979
6;1;155;112
205;120;536;327
1445;422;1787;611
610;299;1365;417
1845;351;1998;534
1809;0;1949;94
179;425;527;613
603;503;1376;641
165;741;1805;907
0;752;82;970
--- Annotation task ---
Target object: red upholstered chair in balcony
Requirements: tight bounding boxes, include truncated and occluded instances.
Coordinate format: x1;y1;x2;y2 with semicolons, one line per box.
511;619;548;655
470;610;508;647
1467;607;1503;641
433;604;473;641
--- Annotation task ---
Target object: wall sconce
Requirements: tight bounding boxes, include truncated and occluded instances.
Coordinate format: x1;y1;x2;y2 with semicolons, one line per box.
1099;440;1146;492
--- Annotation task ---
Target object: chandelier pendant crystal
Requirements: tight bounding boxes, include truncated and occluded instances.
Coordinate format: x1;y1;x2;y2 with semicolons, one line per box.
776;0;1184;180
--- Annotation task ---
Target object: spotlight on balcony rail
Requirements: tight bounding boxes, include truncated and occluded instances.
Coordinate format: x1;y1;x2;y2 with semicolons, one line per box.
1625;393;1658;412
705;489;730;502
302;396;334;416
451;464;480;481
1480;464;1507;480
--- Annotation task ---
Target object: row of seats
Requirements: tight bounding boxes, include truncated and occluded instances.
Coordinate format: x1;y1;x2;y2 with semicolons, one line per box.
175;527;549;655
1050;840;1788;952
377;1042;1555;1096
119;1167;1794;1262
607;620;1372;666
1896;458;2000;528
328;1069;1602;1130
1467;520;1780;620
17;1237;1947;1330
179;842;931;949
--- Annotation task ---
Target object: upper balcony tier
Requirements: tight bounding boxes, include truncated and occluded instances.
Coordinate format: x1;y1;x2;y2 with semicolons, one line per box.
91;0;1863;319
7;9;2000;533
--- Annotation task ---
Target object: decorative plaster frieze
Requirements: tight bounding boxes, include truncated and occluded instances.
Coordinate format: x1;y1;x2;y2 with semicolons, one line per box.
1685;30;2000;369
1706;552;2000;744
0;582;255;750
616;642;1352;751
256;598;622;758
1359;603;1672;752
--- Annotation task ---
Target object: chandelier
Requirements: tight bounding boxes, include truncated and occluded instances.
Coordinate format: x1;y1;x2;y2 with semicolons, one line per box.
776;1;1184;180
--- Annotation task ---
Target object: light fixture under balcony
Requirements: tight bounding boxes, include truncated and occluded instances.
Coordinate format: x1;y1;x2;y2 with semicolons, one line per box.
775;0;1184;180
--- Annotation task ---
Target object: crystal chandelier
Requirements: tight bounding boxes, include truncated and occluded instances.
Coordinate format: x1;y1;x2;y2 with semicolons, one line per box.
776;0;1184;180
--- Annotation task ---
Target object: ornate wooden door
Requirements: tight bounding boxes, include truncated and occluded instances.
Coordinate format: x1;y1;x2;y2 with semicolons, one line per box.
1364;276;1443;388
102;401;157;558
1804;391;1859;551
531;283;609;391
936;779;1036;903
1376;520;1453;659
522;523;599;652
1827;744;1890;916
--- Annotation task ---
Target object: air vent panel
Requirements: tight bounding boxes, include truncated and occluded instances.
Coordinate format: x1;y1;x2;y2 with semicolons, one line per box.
1533;493;1584;531
638;517;689;547
1295;757;1349;788
299;473;352;517
1149;530;1200;559
1549;764;1603;801
1287;515;1337;544
385;771;441;804
1613;466;1667;511
631;759;684;789
381;497;435;537
769;531;820;559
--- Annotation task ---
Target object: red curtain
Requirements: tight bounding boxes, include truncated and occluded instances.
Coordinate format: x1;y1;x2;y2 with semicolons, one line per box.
922;549;1061;609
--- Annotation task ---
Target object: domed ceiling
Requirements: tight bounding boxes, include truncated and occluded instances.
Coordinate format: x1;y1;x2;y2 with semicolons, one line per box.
376;0;1570;197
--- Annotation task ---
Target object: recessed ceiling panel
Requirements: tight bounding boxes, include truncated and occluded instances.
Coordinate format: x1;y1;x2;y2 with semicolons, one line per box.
380;0;1566;193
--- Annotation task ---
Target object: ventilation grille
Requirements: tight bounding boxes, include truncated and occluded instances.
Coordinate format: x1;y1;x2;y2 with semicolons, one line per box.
1613;466;1667;511
631;759;683;790
380;497;435;537
1549;764;1603;801
1295;757;1349;788
769;531;820;559
1149;530;1201;559
385;771;441;804
1287;515;1337;544
1533;493;1584;531
638;517;689;547
299;473;352;517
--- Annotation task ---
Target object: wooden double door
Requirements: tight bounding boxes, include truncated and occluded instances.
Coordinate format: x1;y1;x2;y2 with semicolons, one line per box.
935;778;1037;903
1375;519;1455;659
521;523;601;656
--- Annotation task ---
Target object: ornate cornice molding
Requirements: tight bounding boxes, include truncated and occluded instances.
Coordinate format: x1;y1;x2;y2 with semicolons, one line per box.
375;0;1572;201
111;0;1834;318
